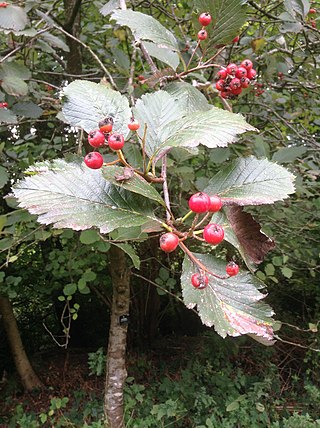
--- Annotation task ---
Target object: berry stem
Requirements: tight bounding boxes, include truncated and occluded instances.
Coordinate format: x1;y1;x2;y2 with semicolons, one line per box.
194;212;211;229
141;123;148;174
117;150;132;168
186;40;201;70
161;155;175;223
180;210;194;224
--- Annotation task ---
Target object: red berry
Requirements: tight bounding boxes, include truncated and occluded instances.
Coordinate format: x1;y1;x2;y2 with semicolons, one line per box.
203;223;224;245
240;77;250;88
160;232;179;253
0;2;9;7
215;80;225;91
99;116;113;133
198;29;208;41
230;78;241;90
88;129;105;148
226;261;239;276
247;68;257;80
108;133;125;151
191;273;209;289
209;195;222;212
226;63;238;75
310;20;316;28
137;75;145;82
232;35;240;43
198;12;212;26
84;152;104;169
241;59;253;70
231;87;242;96
188;192;211;213
235;67;247;79
128;119;140;131
220;91;230;99
0;102;8;108
309;8;316;14
217;68;227;80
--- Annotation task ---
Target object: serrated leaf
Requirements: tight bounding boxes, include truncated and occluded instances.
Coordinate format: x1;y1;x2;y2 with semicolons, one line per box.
165;82;211;113
100;0;119;16
40;32;70;52
0;108;17;124
142;41;179;70
102;166;165;206
12;102;43;119
181;253;274;342
194;0;247;48
12;159;161;234
111;9;179;51
0;5;29;31
133;91;186;159
160;108;256;153
0;62;31;80
112;242;140;269
204;157;295;205
62;80;131;135
2;76;28;96
272;146;307;163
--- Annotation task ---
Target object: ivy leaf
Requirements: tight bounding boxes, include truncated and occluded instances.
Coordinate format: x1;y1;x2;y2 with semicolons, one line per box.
111;9;179;51
204;157;295;205
102;166;165;206
193;0;247;48
142;41;180;70
165;82;211;113
62;80;131;136
0;4;29;31
181;252;275;343
159;108;256;153
11;159;161;234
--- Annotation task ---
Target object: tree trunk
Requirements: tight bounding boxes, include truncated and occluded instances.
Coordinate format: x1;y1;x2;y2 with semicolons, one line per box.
0;296;43;391
104;246;131;428
63;0;83;75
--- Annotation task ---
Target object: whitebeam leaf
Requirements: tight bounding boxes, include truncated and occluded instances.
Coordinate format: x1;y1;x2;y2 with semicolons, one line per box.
0;4;29;31
111;9;179;51
204;156;295;205
11;160;161;234
165;82;211;113
62;80;131;136
181;253;275;343
142;41;180;71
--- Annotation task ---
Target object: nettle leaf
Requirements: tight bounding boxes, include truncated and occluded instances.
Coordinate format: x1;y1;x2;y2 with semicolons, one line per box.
111;9;179;51
0;4;29;31
194;0;247;48
12;159;161;234
160;108;256;153
165;82;211;113
142;41;180;71
102;165;165;206
62;80;131;136
211;208;275;270
181;253;275;343
204;157;295;205
133;91;186;159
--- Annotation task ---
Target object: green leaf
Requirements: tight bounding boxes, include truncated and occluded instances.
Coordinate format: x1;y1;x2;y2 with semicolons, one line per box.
0;4;29;31
181;252;275;342
12;159;161;234
112;243;140;269
40;32;70;52
272;146;307;163
160;108;256;153
0;61;31;80
62;80;131;135
133;91;186;159
165;82;211;113
204;156;295;205
284;0;310;17
111;9;179;51
194;0;247;48
80;229;100;245
281;266;293;278
2;76;28;96
226;401;240;412
100;0;120;16
0;108;17;124
102;166;165;206
142;41;180;70
12;102;43;119
64;283;77;295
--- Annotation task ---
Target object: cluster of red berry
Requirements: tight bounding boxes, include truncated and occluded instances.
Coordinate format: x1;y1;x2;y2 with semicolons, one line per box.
84;117;140;169
308;7;317;28
159;191;239;288
215;59;257;99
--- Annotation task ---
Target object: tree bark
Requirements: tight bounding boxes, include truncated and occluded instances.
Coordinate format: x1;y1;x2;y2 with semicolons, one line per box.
0;296;43;391
104;246;131;428
63;0;83;75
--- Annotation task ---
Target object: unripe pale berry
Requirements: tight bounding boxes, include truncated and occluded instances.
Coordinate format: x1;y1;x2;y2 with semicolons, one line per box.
188;192;211;213
191;273;209;289
160;232;179;253
88;129;105;148
198;12;212;26
203;223;224;245
84;152;104;169
108;133;125;150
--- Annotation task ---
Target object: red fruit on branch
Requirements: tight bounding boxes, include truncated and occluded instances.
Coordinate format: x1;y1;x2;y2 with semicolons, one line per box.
241;59;253;70
232;35;240;43
203;223;224;245
88;129;105;148
215;80;225;91
191;273;209;289
240;77;250;88
247;68;257;80
128;119;140;131
226;63;238;75
0;2;9;7
217;68;227;80
198;12;212;26
230;78;241;90
84;152;104;169
309;8;316;14
226;261;239;276
209;195;223;212
0;102;8;108
108;133;125;151
99;116;113;133
235;66;247;79
160;232;179;253
198;29;208;41
188;192;211;213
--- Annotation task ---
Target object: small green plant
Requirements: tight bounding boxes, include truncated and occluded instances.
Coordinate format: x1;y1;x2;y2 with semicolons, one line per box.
88;347;106;376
